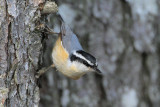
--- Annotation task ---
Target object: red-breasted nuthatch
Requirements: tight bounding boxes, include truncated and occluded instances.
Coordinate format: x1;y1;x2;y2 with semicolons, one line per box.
52;14;101;80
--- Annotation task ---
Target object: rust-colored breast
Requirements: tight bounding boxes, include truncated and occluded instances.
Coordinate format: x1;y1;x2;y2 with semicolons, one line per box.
52;37;69;64
52;37;86;80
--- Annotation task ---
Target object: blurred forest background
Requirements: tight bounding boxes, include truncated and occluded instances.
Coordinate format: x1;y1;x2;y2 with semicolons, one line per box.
0;0;160;107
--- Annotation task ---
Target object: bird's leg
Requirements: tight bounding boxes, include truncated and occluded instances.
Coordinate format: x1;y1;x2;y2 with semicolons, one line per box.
35;24;60;35
43;25;60;35
35;64;55;78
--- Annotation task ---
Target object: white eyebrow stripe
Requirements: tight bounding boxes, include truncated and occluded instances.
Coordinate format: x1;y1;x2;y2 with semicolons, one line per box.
73;51;94;66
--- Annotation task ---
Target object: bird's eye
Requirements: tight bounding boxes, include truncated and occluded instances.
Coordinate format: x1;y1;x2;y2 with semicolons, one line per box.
94;64;98;67
95;62;98;67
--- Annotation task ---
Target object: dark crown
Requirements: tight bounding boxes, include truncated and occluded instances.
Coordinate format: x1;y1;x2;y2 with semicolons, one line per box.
70;50;97;68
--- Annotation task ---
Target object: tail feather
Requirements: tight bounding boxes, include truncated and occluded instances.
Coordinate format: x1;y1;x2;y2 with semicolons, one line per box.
56;12;66;39
56;12;64;23
56;13;73;37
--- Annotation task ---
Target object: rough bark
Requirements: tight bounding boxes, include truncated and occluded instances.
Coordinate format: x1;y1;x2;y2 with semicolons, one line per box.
0;0;160;107
40;0;160;107
0;0;44;106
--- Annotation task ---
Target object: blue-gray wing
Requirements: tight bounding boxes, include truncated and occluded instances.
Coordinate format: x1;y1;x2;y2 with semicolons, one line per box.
61;22;83;54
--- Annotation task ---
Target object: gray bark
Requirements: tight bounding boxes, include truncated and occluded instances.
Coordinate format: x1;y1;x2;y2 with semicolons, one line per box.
40;0;160;107
0;0;160;107
0;0;45;106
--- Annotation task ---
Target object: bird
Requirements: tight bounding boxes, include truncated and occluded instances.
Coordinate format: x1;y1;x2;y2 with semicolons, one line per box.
51;14;101;80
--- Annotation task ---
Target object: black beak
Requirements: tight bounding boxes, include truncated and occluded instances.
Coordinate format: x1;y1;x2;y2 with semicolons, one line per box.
94;67;102;74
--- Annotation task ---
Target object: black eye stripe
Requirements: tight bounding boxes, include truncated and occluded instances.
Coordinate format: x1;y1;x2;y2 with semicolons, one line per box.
76;50;96;64
70;54;94;68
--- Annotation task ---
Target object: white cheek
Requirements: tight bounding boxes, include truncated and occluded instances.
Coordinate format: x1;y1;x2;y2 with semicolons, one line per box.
67;60;72;66
72;61;90;72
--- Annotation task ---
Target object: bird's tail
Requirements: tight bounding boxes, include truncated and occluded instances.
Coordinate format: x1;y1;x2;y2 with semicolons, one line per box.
56;12;72;38
56;12;65;23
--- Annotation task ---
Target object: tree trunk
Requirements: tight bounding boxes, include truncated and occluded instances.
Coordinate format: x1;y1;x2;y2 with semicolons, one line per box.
0;0;45;106
1;0;160;107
